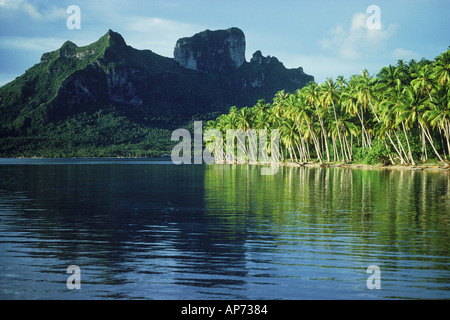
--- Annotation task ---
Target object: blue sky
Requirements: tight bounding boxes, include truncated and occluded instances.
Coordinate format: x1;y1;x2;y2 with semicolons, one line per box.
0;0;449;86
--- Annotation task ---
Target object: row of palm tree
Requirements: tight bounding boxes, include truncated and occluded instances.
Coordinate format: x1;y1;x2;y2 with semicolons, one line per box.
205;48;450;165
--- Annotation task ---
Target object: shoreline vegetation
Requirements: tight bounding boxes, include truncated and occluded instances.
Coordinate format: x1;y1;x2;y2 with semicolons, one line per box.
204;48;450;169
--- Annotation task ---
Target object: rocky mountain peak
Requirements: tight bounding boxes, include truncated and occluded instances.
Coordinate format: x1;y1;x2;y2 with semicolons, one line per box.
174;27;246;73
105;29;127;48
251;50;279;65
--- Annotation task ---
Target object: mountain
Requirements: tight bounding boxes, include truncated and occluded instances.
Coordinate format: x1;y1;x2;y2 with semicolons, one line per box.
0;28;314;157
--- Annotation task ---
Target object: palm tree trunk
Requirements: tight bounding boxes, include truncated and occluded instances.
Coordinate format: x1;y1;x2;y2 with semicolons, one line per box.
305;140;311;162
295;141;305;162
438;127;446;159
394;130;410;164
386;130;406;164
420;122;446;164
445;121;450;159
401;121;416;165
343;132;352;161
294;119;307;162
356;113;367;149
422;129;428;162
358;110;372;149
288;145;294;162
331;136;338;162
385;141;395;164
306;121;322;163
369;98;381;123
331;101;345;160
351;135;354;153
314;103;330;162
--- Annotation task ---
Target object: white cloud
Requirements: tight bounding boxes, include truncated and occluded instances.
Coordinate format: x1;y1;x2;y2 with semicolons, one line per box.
0;36;65;52
22;2;66;21
128;17;200;34
1;0;66;21
392;48;420;60
125;17;205;57
320;11;396;60
0;0;21;8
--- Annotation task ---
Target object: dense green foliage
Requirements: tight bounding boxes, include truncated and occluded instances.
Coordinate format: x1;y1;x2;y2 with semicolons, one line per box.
205;48;450;165
0;105;172;157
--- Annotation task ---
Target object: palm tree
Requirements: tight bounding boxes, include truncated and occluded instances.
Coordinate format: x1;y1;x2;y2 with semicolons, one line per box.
303;82;330;161
235;107;252;132
395;59;410;85
222;106;238;131
397;87;445;164
320;78;344;160
272;90;288;119
342;75;372;149
424;87;450;159
204;119;224;162
338;112;358;161
357;69;381;123
287;92;321;163
253;99;270;115
234;107;257;162
391;93;418;165
279;118;301;162
433;49;450;86
378;100;408;164
377;65;403;94
253;111;275;163
411;64;435;101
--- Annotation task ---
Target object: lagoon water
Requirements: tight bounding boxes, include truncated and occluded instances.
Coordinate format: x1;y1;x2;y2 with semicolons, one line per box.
0;158;448;299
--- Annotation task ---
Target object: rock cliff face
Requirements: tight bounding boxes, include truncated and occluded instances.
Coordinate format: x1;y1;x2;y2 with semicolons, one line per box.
174;27;246;73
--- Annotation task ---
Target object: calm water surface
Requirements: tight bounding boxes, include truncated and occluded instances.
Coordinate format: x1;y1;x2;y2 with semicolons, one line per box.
0;158;448;299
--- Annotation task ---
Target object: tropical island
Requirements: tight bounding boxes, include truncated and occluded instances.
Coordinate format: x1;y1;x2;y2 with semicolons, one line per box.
0;27;449;169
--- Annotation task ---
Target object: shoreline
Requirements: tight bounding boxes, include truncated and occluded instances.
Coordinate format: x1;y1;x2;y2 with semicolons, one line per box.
1;157;449;171
278;161;450;171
